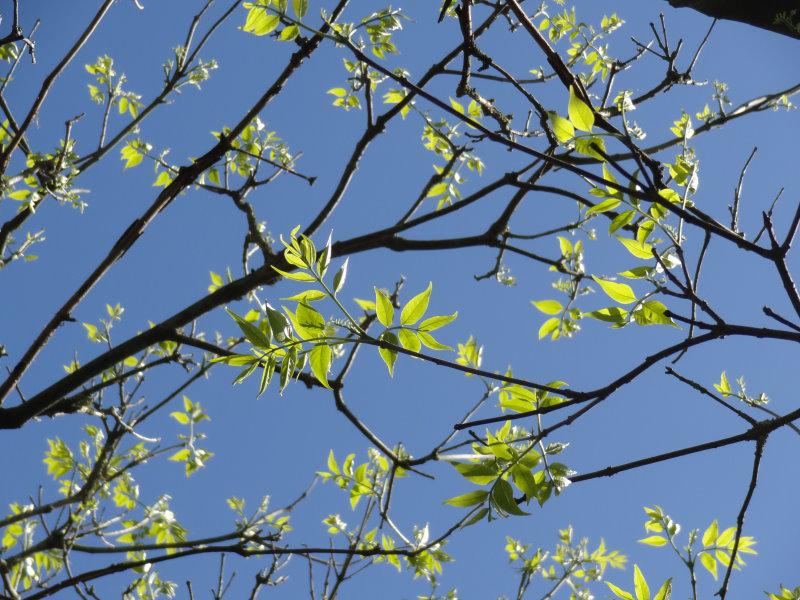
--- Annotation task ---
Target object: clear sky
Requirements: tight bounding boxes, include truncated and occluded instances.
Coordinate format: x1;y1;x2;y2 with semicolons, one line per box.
1;0;799;598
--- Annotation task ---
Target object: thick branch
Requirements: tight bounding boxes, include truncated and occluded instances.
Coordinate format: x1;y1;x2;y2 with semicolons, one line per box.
666;0;800;40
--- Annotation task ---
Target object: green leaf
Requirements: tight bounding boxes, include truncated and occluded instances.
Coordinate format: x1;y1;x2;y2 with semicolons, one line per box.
575;135;606;160
170;411;189;425
210;353;257;366
538;317;560;339
702;520;719;546
378;331;399;376
226;308;271;348
714;373;732;396
283;289;327;302
354;298;376;311
653;578;673;600
460;507;490;528
272;266;316;282
419;312;457;331
557;236;573;257
548;111;574;143
531;300;563;315
606;582;635;600
309;344;333;389
638;535;667;547
586;197;622;216
292;0;308;18
633;301;676;327
266;306;291;340
592;276;637;304
491;479;529;516
120;143;143;169
257;360;274;397
659;188;682;204
418;330;452;350
619;266;653;279
295;302;326;337
699;552;718;579
427;182;448;197
333;258;349;294
8;189;32;200
716;526;736;547
375;288;394;327
326;449;339;474
233;361;259;385
400;282;432;325
634;565;650;600
398;328;421;352
584;306;627;323
453;461;498;485
568;86;594;132
153;171;173;187
511;465;539;500
637;220;655;243
243;9;280;36
618;237;654;260
610;210;635;234
602;162;621;195
444;490;489;507
169;449;190;462
279;24;299;41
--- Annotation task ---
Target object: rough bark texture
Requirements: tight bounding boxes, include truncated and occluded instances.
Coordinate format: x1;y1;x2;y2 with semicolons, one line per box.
668;0;800;40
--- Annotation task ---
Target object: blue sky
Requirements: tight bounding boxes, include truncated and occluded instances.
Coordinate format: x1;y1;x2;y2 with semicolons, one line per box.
1;0;799;597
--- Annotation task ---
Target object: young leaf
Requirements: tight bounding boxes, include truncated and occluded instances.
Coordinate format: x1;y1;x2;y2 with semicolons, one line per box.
653;578;673;600
444;490;489;507
633;301;676;327
333;258;349;294
606;582;635;600
398;328;422;352
354;298;376;311
460;507;490;528
633;565;650;600
419;312;457;331
309;344;333;389
295;302;326;336
491;479;529;516
592;276;637;305
699;552;718;579
511;465;539;500
638;535;667;547
418;330;452;350
400;282;432;325
617;237;654;260
375;288;394;327
283;289;327;303
548;111;574;143
714;373;732;397
584;307;628;323
226;308;271;348
586;197;622;216
378;331;399;376
702;520;719;546
292;0;308;18
538;317;560;339
272;267;316;282
531;300;563;315
568;86;594;132
610;210;635;234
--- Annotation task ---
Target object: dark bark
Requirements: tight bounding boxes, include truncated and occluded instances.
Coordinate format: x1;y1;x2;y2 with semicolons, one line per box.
667;0;800;40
